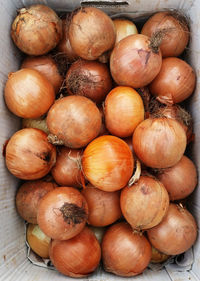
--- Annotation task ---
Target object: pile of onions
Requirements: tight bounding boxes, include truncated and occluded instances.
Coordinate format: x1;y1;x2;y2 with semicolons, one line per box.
37;187;88;240
151;246;171;264
113;18;138;44
49;227;101;277
5;128;56;180
102;222;152;277
22;116;49;134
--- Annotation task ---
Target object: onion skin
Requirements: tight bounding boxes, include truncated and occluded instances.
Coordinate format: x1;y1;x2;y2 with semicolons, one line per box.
157;156;197;201
4;69;55;118
151;246;170;264
6;128;56;180
113;18;138;44
149;57;196;104
22;116;49;134
16;180;57;224
49;227;101;277
11;5;62;55
110;34;162;88
81;184;122;227
82;135;134;192
147;204;197;255
69;7;116;60
102;222;152;277
105;86;144;137
132;118;187;168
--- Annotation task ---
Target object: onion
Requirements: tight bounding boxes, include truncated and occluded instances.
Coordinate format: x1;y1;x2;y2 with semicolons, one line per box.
47;96;102;148
81;184;122;226
4;69;55;118
82;135;134;192
123;137;134;154
113;18;138;44
65;59;112;103
6;128;56;180
88;226;106;244
141;11;189;57
11;4;62;55
151;246;171;264
16;179;57;223
21;56;63;93
149;57;196;104
51;147;82;187
147;203;197;255
102;222;152;277
157;155;197;201
49;226;101;277
27;224;51;258
132;118;187;168
37;187;88;240
22;116;49;134
105;86;144;137
69;7;116;60
110;34;162;88
120;176;169;230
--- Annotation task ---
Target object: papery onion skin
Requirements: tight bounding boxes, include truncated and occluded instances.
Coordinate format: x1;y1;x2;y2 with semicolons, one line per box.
132;118;187;168
49;227;101;277
81;184;122;226
37;187;88;240
69;7;116;60
16;179;57;224
22;116;49;134
110;34;162;88
4;69;55;118
11;4;62;55
113;18;138;44
102;222;152;277
105;86;144;137
147;204;197;255
149;57;196;104
120;176;169;230
6;128;56;180
157;156;197;201
47;96;102;148
151;246;171;264
82;135;134;192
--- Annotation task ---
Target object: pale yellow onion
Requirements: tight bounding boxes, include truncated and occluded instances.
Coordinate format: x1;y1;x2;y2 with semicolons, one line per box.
113;18;138;44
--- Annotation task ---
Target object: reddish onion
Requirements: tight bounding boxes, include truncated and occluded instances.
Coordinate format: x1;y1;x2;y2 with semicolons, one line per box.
147;203;197;255
47;96;102;148
149;57;196;104
110;34;162;88
141;11;189;57
49;226;101;277
21;56;63;93
151;246;171;264
11;4;62;55
132;118;187;168
69;7;116;60
6;128;56;180
37;187;88;240
102;222;152;277
157;155;197;201
22;116;49;134
65;59;112;103
113;18;138;44
16;179;57;223
105;86;144;137
82;135;134;192
81;184;122;226
4;69;55;118
120;176;169;230
51;147;82;187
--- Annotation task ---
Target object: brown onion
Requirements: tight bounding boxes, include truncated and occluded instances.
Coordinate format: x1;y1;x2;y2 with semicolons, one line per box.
49;227;101;277
110;34;162;88
147;203;197;255
81;184;122;226
22;116;49;134
141;11;189;57
11;4;62;55
16;179;57;223
120;176;169;230
105;86;144;137
113;18;138;44
151;246;171;264
149;57;196;104
82;135;134;192
65;59;112;103
69;7;116;60
4;69;55;118
6;128;56;180
37;187;88;240
102;222;152;277
132;118;187;168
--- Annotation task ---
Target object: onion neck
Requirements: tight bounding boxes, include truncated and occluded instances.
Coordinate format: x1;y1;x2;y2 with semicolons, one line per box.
60;202;87;224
